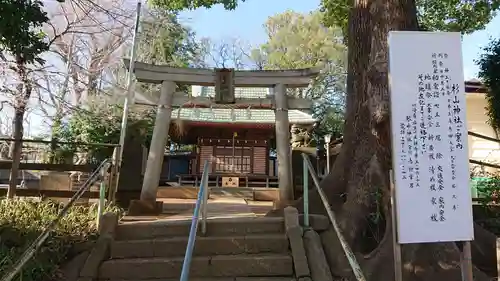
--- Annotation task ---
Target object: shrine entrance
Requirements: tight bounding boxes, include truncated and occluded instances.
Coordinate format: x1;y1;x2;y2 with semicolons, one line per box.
121;59;319;211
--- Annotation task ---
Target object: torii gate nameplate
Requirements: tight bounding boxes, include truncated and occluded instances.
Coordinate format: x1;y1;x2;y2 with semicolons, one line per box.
215;68;235;104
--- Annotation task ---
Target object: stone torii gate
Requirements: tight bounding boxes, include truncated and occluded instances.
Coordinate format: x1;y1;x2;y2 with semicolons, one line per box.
123;59;319;213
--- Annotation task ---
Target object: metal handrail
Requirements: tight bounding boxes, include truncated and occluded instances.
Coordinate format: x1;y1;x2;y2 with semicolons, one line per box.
0;158;113;281
180;160;210;281
302;153;367;281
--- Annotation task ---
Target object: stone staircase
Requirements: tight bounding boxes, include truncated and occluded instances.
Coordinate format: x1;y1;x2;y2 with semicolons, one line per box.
97;216;297;281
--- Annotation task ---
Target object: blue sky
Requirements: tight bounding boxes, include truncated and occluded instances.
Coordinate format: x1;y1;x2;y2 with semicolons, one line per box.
180;0;500;80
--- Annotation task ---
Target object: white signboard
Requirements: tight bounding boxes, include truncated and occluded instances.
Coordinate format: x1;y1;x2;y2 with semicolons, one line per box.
388;31;474;244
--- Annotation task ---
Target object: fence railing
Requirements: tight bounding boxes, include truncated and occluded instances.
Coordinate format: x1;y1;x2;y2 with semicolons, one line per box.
0;137;119;166
467;131;500;170
0;158;113;281
302;153;367;281
179;160;210;281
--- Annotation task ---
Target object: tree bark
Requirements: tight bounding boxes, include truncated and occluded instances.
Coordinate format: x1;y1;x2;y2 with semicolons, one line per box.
8;60;30;198
7;109;24;198
284;0;494;280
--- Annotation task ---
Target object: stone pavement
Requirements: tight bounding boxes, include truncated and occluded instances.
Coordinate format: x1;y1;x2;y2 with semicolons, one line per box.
122;196;274;222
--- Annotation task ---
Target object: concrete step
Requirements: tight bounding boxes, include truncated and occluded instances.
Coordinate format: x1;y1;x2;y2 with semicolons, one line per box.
115;217;284;240
209;188;254;199
111;234;289;258
98;254;293;279
99;277;297;281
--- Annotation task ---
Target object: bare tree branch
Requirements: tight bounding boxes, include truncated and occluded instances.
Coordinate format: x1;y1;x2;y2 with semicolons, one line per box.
198;37;262;70
0;101;8;112
36;0;134;116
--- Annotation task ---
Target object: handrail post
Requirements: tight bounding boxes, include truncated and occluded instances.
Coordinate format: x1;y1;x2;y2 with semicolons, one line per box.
108;146;120;203
180;160;209;281
303;155;309;228
97;182;106;228
201;167;209;236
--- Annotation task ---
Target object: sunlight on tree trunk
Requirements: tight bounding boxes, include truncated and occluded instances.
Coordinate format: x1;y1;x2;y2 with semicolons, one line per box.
8;59;31;198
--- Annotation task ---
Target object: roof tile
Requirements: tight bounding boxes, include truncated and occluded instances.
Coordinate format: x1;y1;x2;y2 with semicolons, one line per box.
171;108;316;124
200;87;269;99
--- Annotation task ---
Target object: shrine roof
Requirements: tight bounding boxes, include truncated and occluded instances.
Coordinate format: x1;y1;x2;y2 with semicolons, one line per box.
171;107;316;125
192;86;270;99
464;80;487;93
135;86;315;124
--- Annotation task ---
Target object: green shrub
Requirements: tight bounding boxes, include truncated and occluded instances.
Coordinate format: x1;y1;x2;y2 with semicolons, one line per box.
475;176;500;203
471;172;500;234
0;198;123;281
57;104;155;163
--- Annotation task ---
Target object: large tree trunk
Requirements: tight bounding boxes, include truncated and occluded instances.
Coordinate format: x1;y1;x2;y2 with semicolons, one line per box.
284;0;494;280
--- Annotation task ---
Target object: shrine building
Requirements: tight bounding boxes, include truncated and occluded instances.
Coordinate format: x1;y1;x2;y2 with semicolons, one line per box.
164;86;316;188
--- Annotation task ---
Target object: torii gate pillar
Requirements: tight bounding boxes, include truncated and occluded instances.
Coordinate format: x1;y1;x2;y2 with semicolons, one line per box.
141;81;175;201
129;81;175;214
274;84;294;207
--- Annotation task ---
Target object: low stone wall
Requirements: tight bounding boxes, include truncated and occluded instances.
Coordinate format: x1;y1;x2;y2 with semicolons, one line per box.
284;206;334;281
303;229;333;281
60;212;119;281
284;206;311;281
254;189;279;201
157;186;200;199
40;172;70;191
